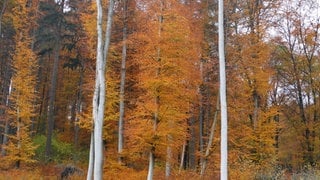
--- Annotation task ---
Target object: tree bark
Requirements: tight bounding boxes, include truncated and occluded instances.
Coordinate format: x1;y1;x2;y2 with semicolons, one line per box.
148;1;163;179
0;0;8;35
219;0;228;179
147;152;155;180
1;78;11;156
179;141;186;173
188;114;196;169
88;0;114;179
200;94;219;176
199;102;204;166
87;132;94;180
45;40;60;162
118;0;128;164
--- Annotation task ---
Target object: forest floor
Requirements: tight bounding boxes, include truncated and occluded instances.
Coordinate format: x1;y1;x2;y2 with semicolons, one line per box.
0;164;86;180
0;164;319;180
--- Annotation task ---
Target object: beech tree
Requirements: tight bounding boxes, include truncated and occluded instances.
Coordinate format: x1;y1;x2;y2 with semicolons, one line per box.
118;0;128;164
218;0;227;179
5;0;38;168
126;0;200;178
87;0;114;179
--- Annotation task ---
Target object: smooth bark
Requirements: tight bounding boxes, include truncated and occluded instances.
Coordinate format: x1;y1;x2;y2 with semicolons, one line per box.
118;0;128;163
87;132;94;180
200;95;219;176
147;152;154;180
219;0;228;179
179;141;186;173
88;0;115;179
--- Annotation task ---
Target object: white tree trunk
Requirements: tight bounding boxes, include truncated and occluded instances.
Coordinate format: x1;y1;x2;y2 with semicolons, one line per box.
93;0;104;178
178;141;186;173
87;132;94;180
147;152;154;180
118;0;128;163
89;0;115;179
219;0;228;179
200;95;219;176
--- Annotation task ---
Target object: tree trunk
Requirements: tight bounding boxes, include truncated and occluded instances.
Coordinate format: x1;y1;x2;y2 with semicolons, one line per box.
147;152;155;180
188;114;196;169
1;78;11;156
219;0;228;179
0;0;8;35
200;94;219;176
118;0;128;163
74;67;83;161
199;102;204;166
148;1;163;179
88;0;114;179
93;0;104;177
45;40;60;162
253;91;259;130
16;107;21;168
165;134;173;178
1;118;9;156
87;132;94;180
179;141;186;173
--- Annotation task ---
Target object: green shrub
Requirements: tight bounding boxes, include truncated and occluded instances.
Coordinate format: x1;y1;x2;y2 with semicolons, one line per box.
32;135;74;163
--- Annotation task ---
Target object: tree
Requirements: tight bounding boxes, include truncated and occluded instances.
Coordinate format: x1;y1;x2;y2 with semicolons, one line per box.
125;0;200;178
4;0;38;168
87;0;115;179
270;0;320;170
118;0;128;164
0;0;8;35
219;0;228;179
0;0;14;157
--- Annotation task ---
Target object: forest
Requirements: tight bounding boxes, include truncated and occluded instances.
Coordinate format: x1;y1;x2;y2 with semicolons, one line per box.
0;0;320;179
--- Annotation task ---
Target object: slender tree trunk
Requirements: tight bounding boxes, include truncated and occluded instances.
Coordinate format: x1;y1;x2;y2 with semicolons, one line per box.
199;61;204;167
199;102;204;166
165;134;173;178
219;0;228;179
148;1;163;179
74;67;83;162
45;0;65;162
200;95;219;176
45;40;60;162
93;0;104;177
75;69;84;142
1;118;9;156
16;107;21;168
147;152;155;180
118;0;128;163
253;91;259;130
0;0;8;35
88;0;114;179
188;114;196;169
179;141;186;173
87;132;94;180
1;78;11;156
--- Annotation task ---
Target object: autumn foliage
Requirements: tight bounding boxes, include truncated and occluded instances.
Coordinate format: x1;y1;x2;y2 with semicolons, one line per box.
0;0;320;179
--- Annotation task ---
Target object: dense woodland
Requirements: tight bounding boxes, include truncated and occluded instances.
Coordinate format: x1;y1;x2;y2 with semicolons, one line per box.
0;0;320;179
